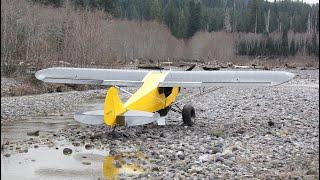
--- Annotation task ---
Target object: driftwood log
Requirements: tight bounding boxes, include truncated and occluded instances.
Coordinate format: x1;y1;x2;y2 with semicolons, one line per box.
137;64;164;70
202;65;220;71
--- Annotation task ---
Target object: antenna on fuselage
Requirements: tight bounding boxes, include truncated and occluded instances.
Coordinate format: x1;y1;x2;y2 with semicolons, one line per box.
158;59;162;73
168;57;171;71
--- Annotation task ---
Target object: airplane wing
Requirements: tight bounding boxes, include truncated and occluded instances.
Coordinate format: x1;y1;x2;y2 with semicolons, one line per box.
35;67;149;87
36;67;294;87
160;70;295;87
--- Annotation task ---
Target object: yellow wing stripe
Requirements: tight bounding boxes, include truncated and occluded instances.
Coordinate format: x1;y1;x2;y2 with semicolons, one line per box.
124;72;168;112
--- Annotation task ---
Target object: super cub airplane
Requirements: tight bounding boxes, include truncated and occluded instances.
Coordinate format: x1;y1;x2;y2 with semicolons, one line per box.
35;67;294;127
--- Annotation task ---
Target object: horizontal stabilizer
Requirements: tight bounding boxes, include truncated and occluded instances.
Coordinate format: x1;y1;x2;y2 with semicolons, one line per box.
122;111;160;127
74;110;160;126
74;110;104;125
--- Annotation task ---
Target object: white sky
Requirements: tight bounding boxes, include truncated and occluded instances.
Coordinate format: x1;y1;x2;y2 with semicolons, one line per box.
296;0;318;4
267;0;319;4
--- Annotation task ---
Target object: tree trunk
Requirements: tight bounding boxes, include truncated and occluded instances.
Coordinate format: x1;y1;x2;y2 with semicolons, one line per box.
2;9;7;67
233;0;236;32
266;9;270;33
255;12;257;34
289;16;292;31
307;13;311;34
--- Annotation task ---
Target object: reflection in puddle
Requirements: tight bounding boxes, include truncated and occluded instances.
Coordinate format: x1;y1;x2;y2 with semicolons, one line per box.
103;153;145;179
1;145;149;180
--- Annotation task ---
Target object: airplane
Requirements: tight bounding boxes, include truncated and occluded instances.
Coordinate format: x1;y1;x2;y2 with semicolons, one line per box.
35;67;295;127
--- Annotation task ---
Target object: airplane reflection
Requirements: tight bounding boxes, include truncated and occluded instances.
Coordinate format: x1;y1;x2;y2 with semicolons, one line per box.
102;153;145;179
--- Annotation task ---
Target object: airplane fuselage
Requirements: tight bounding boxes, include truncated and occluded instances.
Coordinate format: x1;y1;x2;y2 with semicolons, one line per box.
103;71;180;126
123;71;180;114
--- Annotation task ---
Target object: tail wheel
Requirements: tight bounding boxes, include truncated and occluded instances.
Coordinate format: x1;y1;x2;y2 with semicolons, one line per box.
182;104;195;126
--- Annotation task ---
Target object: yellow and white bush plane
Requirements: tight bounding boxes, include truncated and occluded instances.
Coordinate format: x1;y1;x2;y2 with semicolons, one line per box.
35;67;294;127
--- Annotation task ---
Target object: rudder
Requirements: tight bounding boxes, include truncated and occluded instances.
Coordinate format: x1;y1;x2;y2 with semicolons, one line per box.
104;86;126;126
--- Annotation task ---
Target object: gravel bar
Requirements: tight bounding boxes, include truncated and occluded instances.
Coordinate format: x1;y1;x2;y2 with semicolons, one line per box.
1;89;105;122
59;70;318;179
1;69;319;179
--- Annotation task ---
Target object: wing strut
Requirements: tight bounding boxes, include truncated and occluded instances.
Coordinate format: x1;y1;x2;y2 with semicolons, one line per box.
114;85;133;96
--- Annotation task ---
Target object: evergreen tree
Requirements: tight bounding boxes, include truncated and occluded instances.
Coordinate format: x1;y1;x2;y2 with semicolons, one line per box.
249;0;259;33
177;9;188;38
164;0;174;28
247;0;265;33
150;0;161;21
281;28;289;56
223;8;232;32
269;0;279;32
97;0;119;16
187;0;202;38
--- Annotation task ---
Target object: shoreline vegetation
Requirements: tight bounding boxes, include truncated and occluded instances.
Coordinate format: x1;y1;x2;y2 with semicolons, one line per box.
1;0;319;77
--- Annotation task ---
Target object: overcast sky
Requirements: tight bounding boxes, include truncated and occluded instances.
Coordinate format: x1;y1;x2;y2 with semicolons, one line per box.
295;0;318;4
267;0;319;4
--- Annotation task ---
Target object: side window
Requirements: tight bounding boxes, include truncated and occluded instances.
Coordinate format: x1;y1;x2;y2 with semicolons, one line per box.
158;87;173;97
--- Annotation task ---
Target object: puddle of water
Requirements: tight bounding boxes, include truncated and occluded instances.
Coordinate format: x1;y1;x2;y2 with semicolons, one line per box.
1;144;147;180
1;145;104;180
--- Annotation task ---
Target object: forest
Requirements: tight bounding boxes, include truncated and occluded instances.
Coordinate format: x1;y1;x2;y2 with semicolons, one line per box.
1;0;319;76
30;0;320;57
34;0;319;38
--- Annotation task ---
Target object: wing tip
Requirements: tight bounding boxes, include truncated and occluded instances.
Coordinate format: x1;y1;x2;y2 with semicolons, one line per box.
35;69;45;81
287;72;295;80
283;72;295;83
272;72;295;86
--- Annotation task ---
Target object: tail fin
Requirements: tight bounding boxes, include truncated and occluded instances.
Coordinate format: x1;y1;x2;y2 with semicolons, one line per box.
104;87;126;126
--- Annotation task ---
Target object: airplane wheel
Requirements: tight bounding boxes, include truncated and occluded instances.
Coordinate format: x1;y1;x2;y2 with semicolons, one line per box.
182;104;195;126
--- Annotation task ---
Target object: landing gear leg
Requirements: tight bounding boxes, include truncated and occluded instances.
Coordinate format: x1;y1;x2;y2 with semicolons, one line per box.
109;126;117;137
